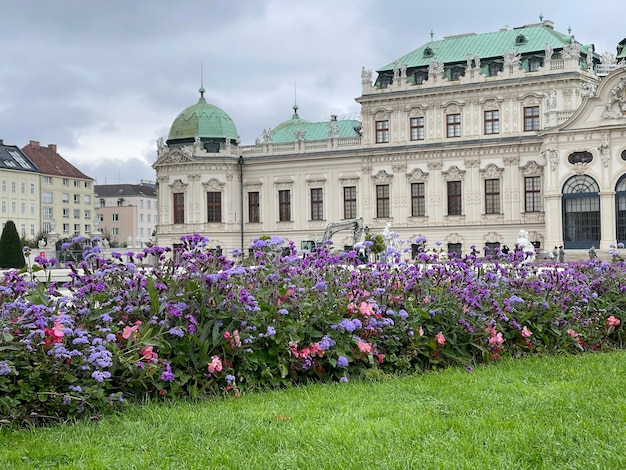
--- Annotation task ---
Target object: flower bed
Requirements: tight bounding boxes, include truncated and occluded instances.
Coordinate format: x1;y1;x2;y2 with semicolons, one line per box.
1;235;624;425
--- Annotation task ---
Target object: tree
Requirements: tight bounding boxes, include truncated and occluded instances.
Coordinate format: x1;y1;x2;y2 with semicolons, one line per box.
0;220;26;269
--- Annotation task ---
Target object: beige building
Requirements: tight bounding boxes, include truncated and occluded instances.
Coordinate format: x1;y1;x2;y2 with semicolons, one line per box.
22;141;95;239
153;20;626;258
0;139;41;237
95;182;158;248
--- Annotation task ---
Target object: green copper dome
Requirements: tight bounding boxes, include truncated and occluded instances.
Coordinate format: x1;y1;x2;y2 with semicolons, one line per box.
167;88;238;143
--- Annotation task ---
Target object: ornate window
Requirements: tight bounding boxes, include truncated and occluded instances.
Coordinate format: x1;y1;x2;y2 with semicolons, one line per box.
410;117;425;141
447;181;462;215
484;179;500;214
446;114;461;138
411;183;425;217
529;57;542;72
562;175;600;248
375;120;389;143
484;110;499;135
310;188;323;221
376;184;390;218
173;193;184;224
568;151;593;164
524;176;542;212
278;190;291;222
248;191;260;223
523;106;540;131
206;192;221;223
343;186;357;219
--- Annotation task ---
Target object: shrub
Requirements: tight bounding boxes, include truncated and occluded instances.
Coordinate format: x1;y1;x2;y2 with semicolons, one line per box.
0;220;26;269
0;234;624;425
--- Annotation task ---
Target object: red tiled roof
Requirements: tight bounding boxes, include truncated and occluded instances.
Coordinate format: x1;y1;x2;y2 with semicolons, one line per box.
21;140;93;180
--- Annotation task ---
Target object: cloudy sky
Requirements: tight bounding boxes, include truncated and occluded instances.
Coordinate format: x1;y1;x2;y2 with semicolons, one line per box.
1;0;623;184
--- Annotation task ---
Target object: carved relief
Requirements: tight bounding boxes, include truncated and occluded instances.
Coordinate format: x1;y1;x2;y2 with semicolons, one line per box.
520;161;543;176
442;165;465;181
372;170;393;184
503;49;522;71
602;74;626;120
581;82;597;98
561;39;581;59
202;178;225;191
428;59;444;79
480;164;504;179
407;168;429;183
170;179;188;192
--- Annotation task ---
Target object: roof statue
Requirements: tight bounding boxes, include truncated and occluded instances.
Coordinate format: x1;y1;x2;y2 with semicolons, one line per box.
545;43;553;60
516;229;535;264
361;66;372;84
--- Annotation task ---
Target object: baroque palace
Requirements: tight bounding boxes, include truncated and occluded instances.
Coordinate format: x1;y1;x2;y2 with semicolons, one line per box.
153;18;626;257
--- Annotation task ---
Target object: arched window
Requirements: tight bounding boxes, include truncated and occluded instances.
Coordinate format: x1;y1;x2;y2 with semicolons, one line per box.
615;175;626;245
562;175;600;248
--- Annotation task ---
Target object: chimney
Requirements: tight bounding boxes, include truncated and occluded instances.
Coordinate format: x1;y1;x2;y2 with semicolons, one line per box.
330;115;337;121
30;140;40;148
48;144;57;152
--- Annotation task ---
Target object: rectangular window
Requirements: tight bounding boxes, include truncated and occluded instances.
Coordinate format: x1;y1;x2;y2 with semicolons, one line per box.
84;224;91;233
74;209;80;219
524;176;541;212
147;214;151;222
62;178;69;186
446;114;461;138
62;208;69;218
99;199;105;208
112;213;119;222
310;188;323;221
11;202;16;213
484;179;500;214
11;181;16;192
20;202;26;214
30;183;35;194
96;214;104;223
20;182;25;193
343;186;357;219
524;106;540;131
278;190;291;222
43;176;52;184
140;214;144;222
62;223;69;234
21;224;25;236
30;202;35;215
248;191;260;223
411;183;425;217
207;192;222;223
43;191;53;203
173;193;184;224
30;224;35;236
84;195;91;205
84;210;91;219
1;201;5;212
139;200;144;209
376;184;390;218
73;180;80;187
43;207;53;219
410;117;425;141
62;193;69;203
1;181;5;192
112;227;119;236
484;110;500;135
73;194;80;204
447;181;462;215
147;200;151;209
375;120;389;143
84;181;91;189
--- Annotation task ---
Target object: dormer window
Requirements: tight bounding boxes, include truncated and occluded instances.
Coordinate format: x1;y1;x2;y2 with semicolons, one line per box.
488;63;501;76
450;66;464;80
529;57;542;72
516;34;526;45
414;71;426;85
423;47;434;58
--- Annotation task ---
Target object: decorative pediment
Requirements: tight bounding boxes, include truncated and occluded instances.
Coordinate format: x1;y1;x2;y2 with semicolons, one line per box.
407;168;429;183
442;165;465;181
520;161;543;176
373;109;390;120
169;179;188;192
372;170;393;184
202;178;225;191
155;147;194;166
480;164;504;179
520;94;543;106
443;101;464;113
446;232;463;244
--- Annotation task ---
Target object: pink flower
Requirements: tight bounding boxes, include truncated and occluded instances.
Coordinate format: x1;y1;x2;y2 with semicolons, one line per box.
208;355;222;375
521;326;532;338
52;318;64;339
566;329;579;338
435;332;445;346
489;332;504;346
358;301;375;317
357;339;373;354
418;326;424;337
607;316;621;327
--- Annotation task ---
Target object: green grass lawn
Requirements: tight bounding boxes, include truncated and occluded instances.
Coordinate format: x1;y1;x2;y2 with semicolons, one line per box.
2;351;626;469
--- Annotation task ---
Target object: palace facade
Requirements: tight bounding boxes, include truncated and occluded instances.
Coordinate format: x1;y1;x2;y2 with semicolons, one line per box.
153;19;626;257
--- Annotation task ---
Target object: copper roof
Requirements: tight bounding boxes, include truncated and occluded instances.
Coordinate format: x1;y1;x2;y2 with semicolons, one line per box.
21;140;93;180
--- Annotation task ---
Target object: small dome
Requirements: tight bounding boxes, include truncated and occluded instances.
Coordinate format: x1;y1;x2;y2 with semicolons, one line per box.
273;103;310;132
167;88;238;143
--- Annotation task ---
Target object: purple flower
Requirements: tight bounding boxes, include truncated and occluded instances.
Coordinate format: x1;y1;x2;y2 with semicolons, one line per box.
313;281;327;292
0;361;12;376
337;356;349;367
226;374;236;385
161;362;175;382
339;376;349;383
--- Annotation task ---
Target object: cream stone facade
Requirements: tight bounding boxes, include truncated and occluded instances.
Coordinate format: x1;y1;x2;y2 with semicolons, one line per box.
153;20;626;258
